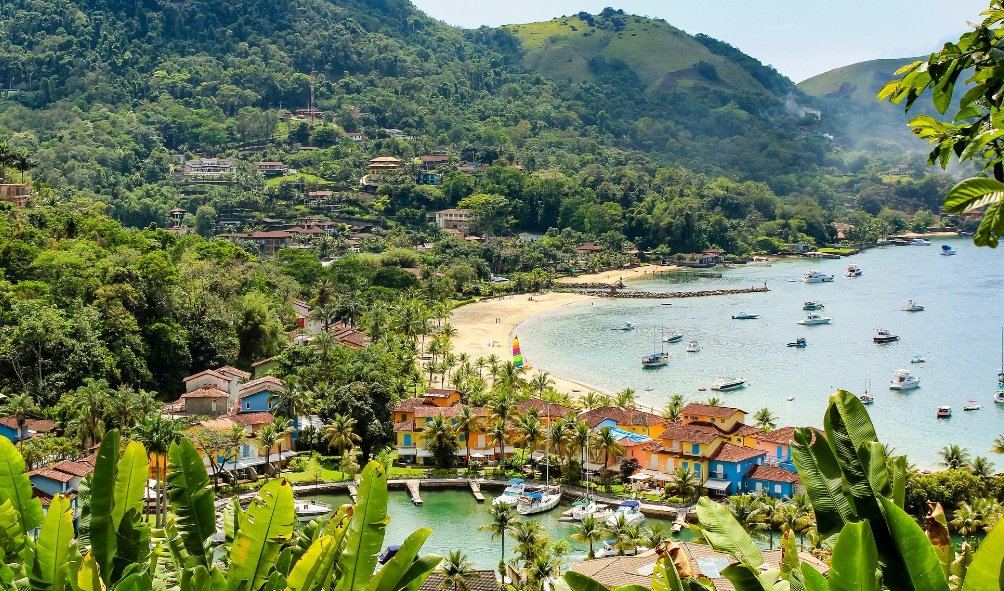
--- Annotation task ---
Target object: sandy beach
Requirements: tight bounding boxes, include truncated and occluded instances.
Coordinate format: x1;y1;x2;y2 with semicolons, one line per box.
553;263;681;285
448;291;612;396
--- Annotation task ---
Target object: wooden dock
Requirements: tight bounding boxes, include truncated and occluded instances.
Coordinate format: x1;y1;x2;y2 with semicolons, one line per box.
347;483;357;503
405;480;423;505
469;481;485;503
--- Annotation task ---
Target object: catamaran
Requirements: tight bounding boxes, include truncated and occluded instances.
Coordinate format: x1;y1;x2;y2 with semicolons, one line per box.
512;336;525;369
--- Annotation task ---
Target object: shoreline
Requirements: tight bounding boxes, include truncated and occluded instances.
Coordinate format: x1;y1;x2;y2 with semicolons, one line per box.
554;264;683;286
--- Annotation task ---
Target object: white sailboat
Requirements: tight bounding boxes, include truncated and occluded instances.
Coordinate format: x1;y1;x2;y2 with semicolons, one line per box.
995;327;1004;404
517;403;561;515
642;329;670;368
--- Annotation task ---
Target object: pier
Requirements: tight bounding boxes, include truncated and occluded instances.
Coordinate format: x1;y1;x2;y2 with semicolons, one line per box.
347;483;357;503
405;480;423;505
470;480;485;503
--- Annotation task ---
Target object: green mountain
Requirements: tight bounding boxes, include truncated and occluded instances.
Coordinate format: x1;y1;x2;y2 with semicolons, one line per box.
799;57;921;104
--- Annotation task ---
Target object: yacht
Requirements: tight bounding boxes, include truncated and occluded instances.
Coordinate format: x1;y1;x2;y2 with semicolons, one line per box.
787;337;807;348
712;377;746;392
492;478;526;505
902;300;925;312
662;332;684;343
873;329;900;343
797;313;832;325
802;270;835;283
686;341;702;353
936;405;952;418
845;265;862;277
963;401;982;411
731;312;759;320
941;244;957;256
294;499;333;522
517;486;562;515
803;301;824;310
641;352;670;368
889;369;921;390
995;389;1004;404
570;499;613;522
910;238;932;246
606;500;645;527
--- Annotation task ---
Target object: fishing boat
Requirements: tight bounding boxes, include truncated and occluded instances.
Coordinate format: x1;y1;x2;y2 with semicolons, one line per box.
797;313;832;325
873;329;900;343
941;244;957;256
903;300;925;312
613;322;637;331
889;369;921;390
731;312;759;320
910;354;926;364
936;405;952;418
845;265;862;277
787;337;807;348
712;377;746;392
801;270;834;283
517;486;562;515
643;329;670;368
963;401;982;411
662;332;684;343
294;499;333;522
493;478;526;505
910;238;932;246
606;500;646;527
686;341;702;353
802;301;825;310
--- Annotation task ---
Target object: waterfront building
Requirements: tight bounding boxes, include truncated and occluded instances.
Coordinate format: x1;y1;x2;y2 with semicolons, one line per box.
744;464;804;498
705;443;767;496
580;406;666;438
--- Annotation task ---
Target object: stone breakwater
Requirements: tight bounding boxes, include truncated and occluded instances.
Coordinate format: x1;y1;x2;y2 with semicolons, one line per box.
565;285;770;299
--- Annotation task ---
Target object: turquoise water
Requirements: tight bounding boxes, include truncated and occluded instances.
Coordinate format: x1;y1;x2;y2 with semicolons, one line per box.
519;240;1004;468
305;490;683;568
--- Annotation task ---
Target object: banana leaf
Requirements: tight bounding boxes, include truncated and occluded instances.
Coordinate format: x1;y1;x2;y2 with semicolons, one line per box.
287;536;337;591
823;397;884;523
877;496;950;591
181;565;226;591
0;437;43;536
166;439;216;567
225;479;295;591
827;521;878;591
694;498;763;568
335;462;390;591
112;509;150;584
112;441;148;532
114;573;152;591
564;571;619;591
791;427;853;538
887;455;908;509
799;564;828;591
720;564;783;591
72;553;105;591
961;519;1004;590
88;430;121;585
779;530;800;580
28;494;74;591
0;498;25;557
925;504;952;579
366;528;439;591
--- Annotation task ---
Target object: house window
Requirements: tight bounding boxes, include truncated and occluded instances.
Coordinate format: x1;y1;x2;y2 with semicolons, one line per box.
774;484;782;494
715;466;724;478
403;434;412;447
755;482;763;492
401;414;407;421
776;445;783;460
459;434;465;442
694;464;701;476
691;443;700;455
245;402;250;410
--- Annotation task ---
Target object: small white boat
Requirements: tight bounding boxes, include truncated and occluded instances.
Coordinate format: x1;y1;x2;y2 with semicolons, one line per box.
662;332;684;343
787;337;807;348
941;244;957;256
910;238;932;246
642;352;669;368
910;355;926;364
731;312;759;320
801;270;834;283
613;322;637;331
995;389;1004;404
493;478;526;505
571;500;613;522
936;405;952;418
671;522;684;534
517;487;562;515
859;393;874;405
902;300;925;312
873;329;900;343
712;377;746;392
797;313;832;325
295;499;333;521
595;539;641;558
803;301;825;310
686;341;701;352
845;265;862;277
889;369;921;390
606;500;645;527
786;396;795;401
963;401;981;411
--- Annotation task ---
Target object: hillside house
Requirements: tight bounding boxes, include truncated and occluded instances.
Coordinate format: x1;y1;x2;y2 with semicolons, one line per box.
705;443;767;496
220;230;292;255
29;459;94;496
367;156;401;175
0;184;30;208
255;161;288;177
430;209;477;235
182;157;235;177
346;132;364;142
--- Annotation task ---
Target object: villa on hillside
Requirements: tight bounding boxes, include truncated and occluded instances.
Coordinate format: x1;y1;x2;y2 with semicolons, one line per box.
430;208;477;235
0;183;30;208
181;157;236;177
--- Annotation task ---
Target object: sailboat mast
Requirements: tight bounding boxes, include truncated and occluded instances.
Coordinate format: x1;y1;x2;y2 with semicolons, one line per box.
545;402;550;486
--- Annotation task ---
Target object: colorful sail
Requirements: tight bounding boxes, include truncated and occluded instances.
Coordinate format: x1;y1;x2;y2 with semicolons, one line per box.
512;336;524;368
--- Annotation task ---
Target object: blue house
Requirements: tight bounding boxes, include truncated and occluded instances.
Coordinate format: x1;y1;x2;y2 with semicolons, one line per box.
0;418;27;442
237;376;300;441
744;464;803;499
704;444;766;496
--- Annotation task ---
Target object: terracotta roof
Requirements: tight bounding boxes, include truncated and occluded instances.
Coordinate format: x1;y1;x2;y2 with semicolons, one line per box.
569;550;659;589
239;376;285;398
198;417;238;430
576;242;603;252
413;405;489;419
659;422;720;445
580;406;663;429
183;369;230;383
393;398;428;413
418;571;497;591
745;464;801;484
517;398;577;418
229;412;276;426
29;468;75;483
51;460;93;477
370;156;401;163
755;426;824;445
182;387;230;399
394;419;416;432
419;155;450;163
681;403;744;418
734;425;762;437
218;366;251;380
709;443;766;463
246;231;292;239
0;417;19;430
424;389;459;398
26;419;56;433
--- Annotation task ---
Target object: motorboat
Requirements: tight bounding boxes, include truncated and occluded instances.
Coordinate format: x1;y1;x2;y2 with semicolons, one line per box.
294;499;333;522
731;312;759;320
378;545;400;565
995;389;1004;404
845;265;862;277
570;499;613;522
642;352;670;368
797;313;832;325
902;300;925;312
595;539;641;558
802;301;824;310
613;322;636;331
889;369;921;390
712;377;746;392
517;486;562;515
910;354;926;364
941;244;957;256
910;238;932;246
873;329;900;343
963;401;982;411
786;396;795;401
686;341;701;352
493;478;526;505
801;270;834;283
787;337;807;348
936;405;952;418
662;332;684;343
606;500;645;527
859;392;875;405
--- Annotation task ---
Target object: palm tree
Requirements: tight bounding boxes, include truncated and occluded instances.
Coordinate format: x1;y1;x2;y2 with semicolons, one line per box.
509;520;547;567
592;426;624;470
753;408;778;432
528;371;554;398
951;500;992;541
323;413;361;457
0;142;12;182
131;414;180;526
474;357;487;379
568;420;592;475
437;550;477;591
525;554;560;591
991;434;1004;455
642;523;669;549
479;503;517;578
423;415;459;468
706;397;723;406
670;466;696;499
615;388;637;409
661;403;682;423
938;444;972;470
495;361;527;396
259;418;294;477
489;396;515;463
753;495;786;549
487;420;508;471
570;515;605;559
724;494;770;542
269;377;312;427
581;391;602;410
12;149;38;183
0;393;39;445
971;455;996;479
515;411;543;465
607;514;641;556
454;406;480;467
311;279;336;307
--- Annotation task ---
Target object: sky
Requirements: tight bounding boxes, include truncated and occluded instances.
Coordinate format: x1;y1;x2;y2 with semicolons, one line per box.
411;0;987;82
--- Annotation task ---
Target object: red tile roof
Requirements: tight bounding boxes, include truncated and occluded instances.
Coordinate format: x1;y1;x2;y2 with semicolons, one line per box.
425;389;459;398
709;443;766;463
755;426;824;445
29;468;75;483
218;366;251;380
0;417;19;430
394;420;416;432
659;422;721;445
681;403;745;418
745;464;802;484
183;369;231;382
182;387;230;399
51;460;93;477
26;419;56;433
580;406;663;429
229;412;276;426
413;405;489;419
239;376;285;399
517;398;577;418
734;425;763;438
393;398;428;413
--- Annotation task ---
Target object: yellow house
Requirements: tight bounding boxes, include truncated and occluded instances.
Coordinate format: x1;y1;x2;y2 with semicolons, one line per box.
393;394;505;466
637;422;725;485
580;406;667;438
